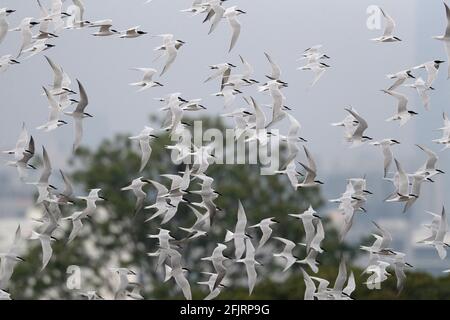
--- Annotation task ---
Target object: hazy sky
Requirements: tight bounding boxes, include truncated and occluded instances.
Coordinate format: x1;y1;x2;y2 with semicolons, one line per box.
1;1;450;267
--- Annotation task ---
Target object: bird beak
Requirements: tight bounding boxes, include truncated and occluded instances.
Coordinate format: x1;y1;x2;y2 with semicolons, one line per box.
17;256;26;262
363;190;373;195
49;185;58;190
150;135;159;139
99;196;108;201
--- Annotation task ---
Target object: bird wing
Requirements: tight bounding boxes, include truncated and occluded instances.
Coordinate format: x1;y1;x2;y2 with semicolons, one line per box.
245;262;257;295
139;139;152;172
264;52;281;79
160;45;177;76
416;144;438;170
382;144;393;177
60;170;73;197
39;235;53;270
333;258;347;292
45;56;63;90
227;15;241;52
39;147;52;183
342;271;356;296
208;5;225;34
345;108;368;139
75;80;88;113
301;269;316;300
235;200;247;234
73;117;83;152
445;2;450;38
303;146;317;173
380;8;396;37
239;55;253;78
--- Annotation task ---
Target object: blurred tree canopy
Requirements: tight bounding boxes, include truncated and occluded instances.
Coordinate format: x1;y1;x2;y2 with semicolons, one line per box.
7;116;450;300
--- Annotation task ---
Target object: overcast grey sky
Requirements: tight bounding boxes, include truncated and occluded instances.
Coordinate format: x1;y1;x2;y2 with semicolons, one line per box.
1;1;450;259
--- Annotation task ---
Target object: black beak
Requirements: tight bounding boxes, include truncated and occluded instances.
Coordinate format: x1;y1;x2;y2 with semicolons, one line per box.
150;134;159;138
182;197;191;204
363;190;373;195
49;185;58;190
99;196;108;201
